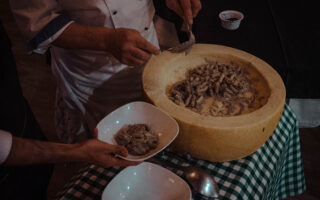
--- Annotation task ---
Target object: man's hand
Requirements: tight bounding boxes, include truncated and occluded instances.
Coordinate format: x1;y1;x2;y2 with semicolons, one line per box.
77;128;141;168
107;28;160;67
78;139;141;168
165;0;202;24
2;127;141;167
53;24;159;67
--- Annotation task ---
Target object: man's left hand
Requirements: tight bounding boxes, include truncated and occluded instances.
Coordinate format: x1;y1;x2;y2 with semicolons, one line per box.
165;0;202;24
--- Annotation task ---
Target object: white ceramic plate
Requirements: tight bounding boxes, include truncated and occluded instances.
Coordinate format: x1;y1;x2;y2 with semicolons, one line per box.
97;101;179;161
101;162;192;200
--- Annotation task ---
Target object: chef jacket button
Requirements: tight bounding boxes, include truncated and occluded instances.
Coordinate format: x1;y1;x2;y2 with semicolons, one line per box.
112;10;118;15
144;27;149;31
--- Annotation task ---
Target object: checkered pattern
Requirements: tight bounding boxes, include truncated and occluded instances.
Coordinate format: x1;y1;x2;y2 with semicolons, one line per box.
56;105;306;200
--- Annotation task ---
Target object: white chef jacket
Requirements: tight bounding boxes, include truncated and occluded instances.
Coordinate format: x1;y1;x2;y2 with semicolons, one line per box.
10;0;159;143
0;130;13;165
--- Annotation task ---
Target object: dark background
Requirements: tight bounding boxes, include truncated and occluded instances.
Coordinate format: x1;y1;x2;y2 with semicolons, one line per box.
193;0;320;98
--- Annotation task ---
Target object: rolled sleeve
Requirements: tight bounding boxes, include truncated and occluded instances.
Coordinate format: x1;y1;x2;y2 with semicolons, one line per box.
28;15;73;53
0;130;13;165
10;0;73;53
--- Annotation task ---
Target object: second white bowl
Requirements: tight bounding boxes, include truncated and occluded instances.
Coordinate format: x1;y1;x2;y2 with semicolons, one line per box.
97;101;179;161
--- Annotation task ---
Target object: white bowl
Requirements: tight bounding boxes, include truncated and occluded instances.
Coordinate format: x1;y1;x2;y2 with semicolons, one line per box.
219;10;244;30
97;101;179;161
101;162;192;200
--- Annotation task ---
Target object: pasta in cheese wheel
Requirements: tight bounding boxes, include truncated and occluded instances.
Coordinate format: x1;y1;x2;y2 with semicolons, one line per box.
142;44;285;162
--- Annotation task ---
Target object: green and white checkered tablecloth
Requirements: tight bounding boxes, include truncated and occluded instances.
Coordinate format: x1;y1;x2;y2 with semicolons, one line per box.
56;105;306;200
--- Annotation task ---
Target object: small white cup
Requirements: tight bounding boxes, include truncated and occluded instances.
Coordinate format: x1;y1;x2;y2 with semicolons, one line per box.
219;10;244;30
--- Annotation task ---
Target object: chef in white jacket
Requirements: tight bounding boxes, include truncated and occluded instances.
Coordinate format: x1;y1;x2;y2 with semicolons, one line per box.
9;0;201;143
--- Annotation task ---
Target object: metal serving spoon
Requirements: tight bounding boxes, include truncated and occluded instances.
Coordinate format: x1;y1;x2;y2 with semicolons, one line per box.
167;22;195;54
149;157;219;198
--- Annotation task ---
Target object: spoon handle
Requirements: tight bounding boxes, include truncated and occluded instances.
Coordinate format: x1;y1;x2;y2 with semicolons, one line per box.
148;157;186;172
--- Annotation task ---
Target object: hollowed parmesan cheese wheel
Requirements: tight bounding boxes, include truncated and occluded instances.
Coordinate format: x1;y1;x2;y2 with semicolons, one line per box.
142;44;285;162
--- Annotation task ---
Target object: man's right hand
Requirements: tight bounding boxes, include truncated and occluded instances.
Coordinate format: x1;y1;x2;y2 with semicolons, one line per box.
107;28;160;67
54;24;159;67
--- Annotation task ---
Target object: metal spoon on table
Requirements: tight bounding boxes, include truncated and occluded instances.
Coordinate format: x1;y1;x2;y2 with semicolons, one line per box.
149;157;219;198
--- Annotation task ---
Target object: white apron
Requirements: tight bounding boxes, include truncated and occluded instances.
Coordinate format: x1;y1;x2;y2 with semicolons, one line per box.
10;0;159;143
